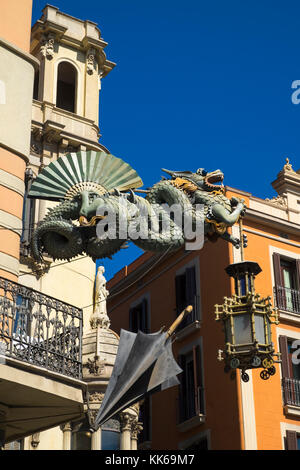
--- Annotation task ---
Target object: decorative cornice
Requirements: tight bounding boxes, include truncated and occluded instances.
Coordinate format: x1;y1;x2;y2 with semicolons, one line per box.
265;195;288;208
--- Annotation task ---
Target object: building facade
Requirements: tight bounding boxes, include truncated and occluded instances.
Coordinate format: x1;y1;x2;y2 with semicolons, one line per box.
1;3;142;450
107;159;300;450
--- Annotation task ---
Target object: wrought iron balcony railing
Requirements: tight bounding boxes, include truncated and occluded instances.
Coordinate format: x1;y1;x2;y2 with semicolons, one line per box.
274;286;300;315
282;377;300;407
0;276;83;379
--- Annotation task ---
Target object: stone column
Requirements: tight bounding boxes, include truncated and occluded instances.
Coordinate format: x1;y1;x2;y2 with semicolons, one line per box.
91;427;101;450
131;421;143;450
120;413;133;450
62;423;72;450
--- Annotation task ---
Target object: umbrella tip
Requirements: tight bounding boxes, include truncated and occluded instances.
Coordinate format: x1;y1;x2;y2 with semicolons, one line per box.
186;305;193;314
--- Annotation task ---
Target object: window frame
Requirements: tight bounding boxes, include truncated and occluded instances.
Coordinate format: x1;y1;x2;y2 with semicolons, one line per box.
270;247;300;322
177;338;205;425
129;293;151;334
175;258;201;332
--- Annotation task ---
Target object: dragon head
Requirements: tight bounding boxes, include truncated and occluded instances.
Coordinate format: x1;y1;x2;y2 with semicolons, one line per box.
162;168;225;192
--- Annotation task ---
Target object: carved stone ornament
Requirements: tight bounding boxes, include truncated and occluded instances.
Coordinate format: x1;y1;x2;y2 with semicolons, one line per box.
86;49;96;75
131;421;143;440
30;140;42;155
32;127;43;142
20;255;51;280
31;432;40;448
283;157;295;172
120;412;135;432
89;392;105;403
63;145;78;155
265;195;288;208
83;355;106;376
88;409;98;427
40;35;55;60
45;129;57;144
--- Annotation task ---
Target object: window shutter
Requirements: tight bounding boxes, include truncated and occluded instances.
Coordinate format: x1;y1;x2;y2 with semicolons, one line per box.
279;336;291;378
129;307;134;332
186;267;196;305
141;298;148;333
178;354;186;421
192;346;199;414
175;274;186;316
193;345;204;414
286;430;297;450
273;253;284;286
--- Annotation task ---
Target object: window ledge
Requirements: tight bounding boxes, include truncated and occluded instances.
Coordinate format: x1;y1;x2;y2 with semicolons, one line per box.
284;404;300;418
175;321;201;341
278;309;300;325
177;414;205;433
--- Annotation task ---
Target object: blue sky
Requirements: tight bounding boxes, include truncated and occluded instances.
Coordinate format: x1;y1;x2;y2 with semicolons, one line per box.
32;1;300;280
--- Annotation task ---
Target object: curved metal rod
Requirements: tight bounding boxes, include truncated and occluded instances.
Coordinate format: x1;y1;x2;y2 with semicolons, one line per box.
166;305;193;339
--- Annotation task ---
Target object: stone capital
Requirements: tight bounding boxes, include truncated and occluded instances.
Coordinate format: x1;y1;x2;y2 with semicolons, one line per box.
120;412;135;432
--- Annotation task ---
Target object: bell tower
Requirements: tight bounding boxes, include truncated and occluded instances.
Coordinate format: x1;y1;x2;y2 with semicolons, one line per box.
29;4;115;170
19;5;116;315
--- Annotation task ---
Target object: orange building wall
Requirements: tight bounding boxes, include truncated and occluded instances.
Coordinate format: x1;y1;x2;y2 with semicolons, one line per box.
108;238;243;449
229;188;300;450
0;0;33;52
108;185;300;450
0;3;33;281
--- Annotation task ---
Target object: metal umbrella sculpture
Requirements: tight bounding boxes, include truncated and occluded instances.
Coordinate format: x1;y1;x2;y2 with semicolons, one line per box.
92;306;193;429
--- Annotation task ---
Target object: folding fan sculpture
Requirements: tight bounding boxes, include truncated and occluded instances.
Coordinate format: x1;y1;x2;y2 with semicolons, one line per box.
28;150;246;263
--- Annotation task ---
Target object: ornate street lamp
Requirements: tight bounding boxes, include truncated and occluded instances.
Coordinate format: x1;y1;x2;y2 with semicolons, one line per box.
215;224;280;383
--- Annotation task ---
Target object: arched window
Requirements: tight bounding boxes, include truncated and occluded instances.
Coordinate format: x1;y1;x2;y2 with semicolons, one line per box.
33;71;39;100
56;61;77;113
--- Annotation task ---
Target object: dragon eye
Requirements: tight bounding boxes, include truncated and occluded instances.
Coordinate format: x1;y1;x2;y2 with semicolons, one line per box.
196;168;207;176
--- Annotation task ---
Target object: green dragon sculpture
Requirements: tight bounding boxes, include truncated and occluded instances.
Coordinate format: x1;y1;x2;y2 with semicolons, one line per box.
28;151;246;263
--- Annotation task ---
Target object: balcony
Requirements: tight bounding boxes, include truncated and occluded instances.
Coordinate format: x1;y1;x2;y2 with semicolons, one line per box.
282;377;300;417
274;286;300;324
31;100;102;149
0;276;85;444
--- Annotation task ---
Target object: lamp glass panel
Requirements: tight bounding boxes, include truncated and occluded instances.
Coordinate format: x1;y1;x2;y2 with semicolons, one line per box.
254;314;265;344
266;317;271;344
233;314;252;344
224;318;232;343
